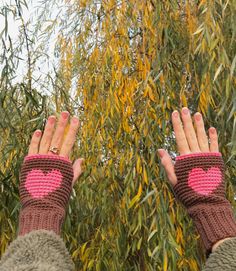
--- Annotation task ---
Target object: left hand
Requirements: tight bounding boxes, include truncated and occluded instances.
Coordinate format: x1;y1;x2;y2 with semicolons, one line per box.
28;111;84;185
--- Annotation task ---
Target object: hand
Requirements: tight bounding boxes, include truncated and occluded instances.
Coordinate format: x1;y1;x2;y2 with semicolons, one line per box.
28;111;84;185
19;112;84;235
158;107;236;254
158;107;219;186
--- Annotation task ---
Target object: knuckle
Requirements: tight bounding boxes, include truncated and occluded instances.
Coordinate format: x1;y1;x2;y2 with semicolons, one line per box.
161;157;167;166
31;137;38;144
210;134;217;140
162;156;170;167
66;141;74;149
70;126;78;133
59;120;67;128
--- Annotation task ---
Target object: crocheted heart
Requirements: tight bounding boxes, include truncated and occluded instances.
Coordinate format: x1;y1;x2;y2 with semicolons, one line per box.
188;167;222;195
25;169;63;199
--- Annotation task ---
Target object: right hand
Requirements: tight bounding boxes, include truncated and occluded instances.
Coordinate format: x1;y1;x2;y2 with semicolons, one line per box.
158;107;219;185
157;108;236;255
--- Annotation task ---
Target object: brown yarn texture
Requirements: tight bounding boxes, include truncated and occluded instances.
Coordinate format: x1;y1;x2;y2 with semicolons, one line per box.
173;153;236;255
19;155;74;236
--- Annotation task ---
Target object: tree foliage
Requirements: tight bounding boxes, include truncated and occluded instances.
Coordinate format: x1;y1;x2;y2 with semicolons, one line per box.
0;0;236;270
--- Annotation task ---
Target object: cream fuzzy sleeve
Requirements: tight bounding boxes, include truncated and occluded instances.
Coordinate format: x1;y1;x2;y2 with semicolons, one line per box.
1;230;236;270
203;237;236;270
0;230;74;271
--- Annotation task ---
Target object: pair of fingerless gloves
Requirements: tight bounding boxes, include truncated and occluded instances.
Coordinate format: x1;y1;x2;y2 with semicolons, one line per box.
19;153;236;255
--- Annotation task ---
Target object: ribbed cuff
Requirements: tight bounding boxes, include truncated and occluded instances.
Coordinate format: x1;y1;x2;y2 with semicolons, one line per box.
19;208;65;236
189;205;236;255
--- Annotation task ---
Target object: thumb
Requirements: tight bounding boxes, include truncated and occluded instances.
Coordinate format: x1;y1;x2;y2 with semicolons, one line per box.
158;149;177;186
72;158;84;185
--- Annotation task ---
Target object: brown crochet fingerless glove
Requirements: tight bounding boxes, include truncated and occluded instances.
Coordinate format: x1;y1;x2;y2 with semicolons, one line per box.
19;154;74;236
173;152;236;255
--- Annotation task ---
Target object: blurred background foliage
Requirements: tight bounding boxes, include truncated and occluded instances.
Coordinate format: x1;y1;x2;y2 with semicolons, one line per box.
0;0;236;270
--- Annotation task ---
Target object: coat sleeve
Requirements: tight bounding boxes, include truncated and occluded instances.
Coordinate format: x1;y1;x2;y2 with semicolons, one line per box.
0;230;74;271
203;237;236;271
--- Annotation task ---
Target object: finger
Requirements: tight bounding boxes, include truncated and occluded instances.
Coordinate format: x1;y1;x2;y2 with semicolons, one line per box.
72;158;84;185
209;127;219;152
158;149;177;186
194;112;209;152
49;111;70;154
28;130;42;155
172;111;190;155
60;116;80;157
39;116;56;154
181;107;200;152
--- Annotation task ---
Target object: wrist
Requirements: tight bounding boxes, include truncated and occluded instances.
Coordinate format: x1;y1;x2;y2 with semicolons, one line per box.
212;237;233;252
188;203;236;255
19;208;65;235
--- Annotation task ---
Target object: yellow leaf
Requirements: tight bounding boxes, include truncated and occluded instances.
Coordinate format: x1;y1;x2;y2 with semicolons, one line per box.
188;258;198;270
163;251;168;271
136;156;142;174
129;183;142;208
137;182;143;197
88;259;94;269
143;166;148;185
181;93;188;107
148;85;156;102
81;242;88;255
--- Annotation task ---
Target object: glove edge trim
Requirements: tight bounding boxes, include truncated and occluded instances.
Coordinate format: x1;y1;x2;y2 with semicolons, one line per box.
24;154;71;163
176;152;222;161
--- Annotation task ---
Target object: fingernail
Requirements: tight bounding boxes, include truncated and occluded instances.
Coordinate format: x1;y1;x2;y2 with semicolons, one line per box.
61;111;69;119
195;113;202;121
182;108;189;115
35;130;41;137
158;149;165;158
172;111;179;118
48;116;56;124
209;127;215;134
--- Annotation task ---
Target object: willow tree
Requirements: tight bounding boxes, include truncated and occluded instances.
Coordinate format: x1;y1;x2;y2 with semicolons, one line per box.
0;0;236;270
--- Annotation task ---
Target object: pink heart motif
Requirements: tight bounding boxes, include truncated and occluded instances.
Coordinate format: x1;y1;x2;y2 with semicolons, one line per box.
188;167;222;195
25;169;63;199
